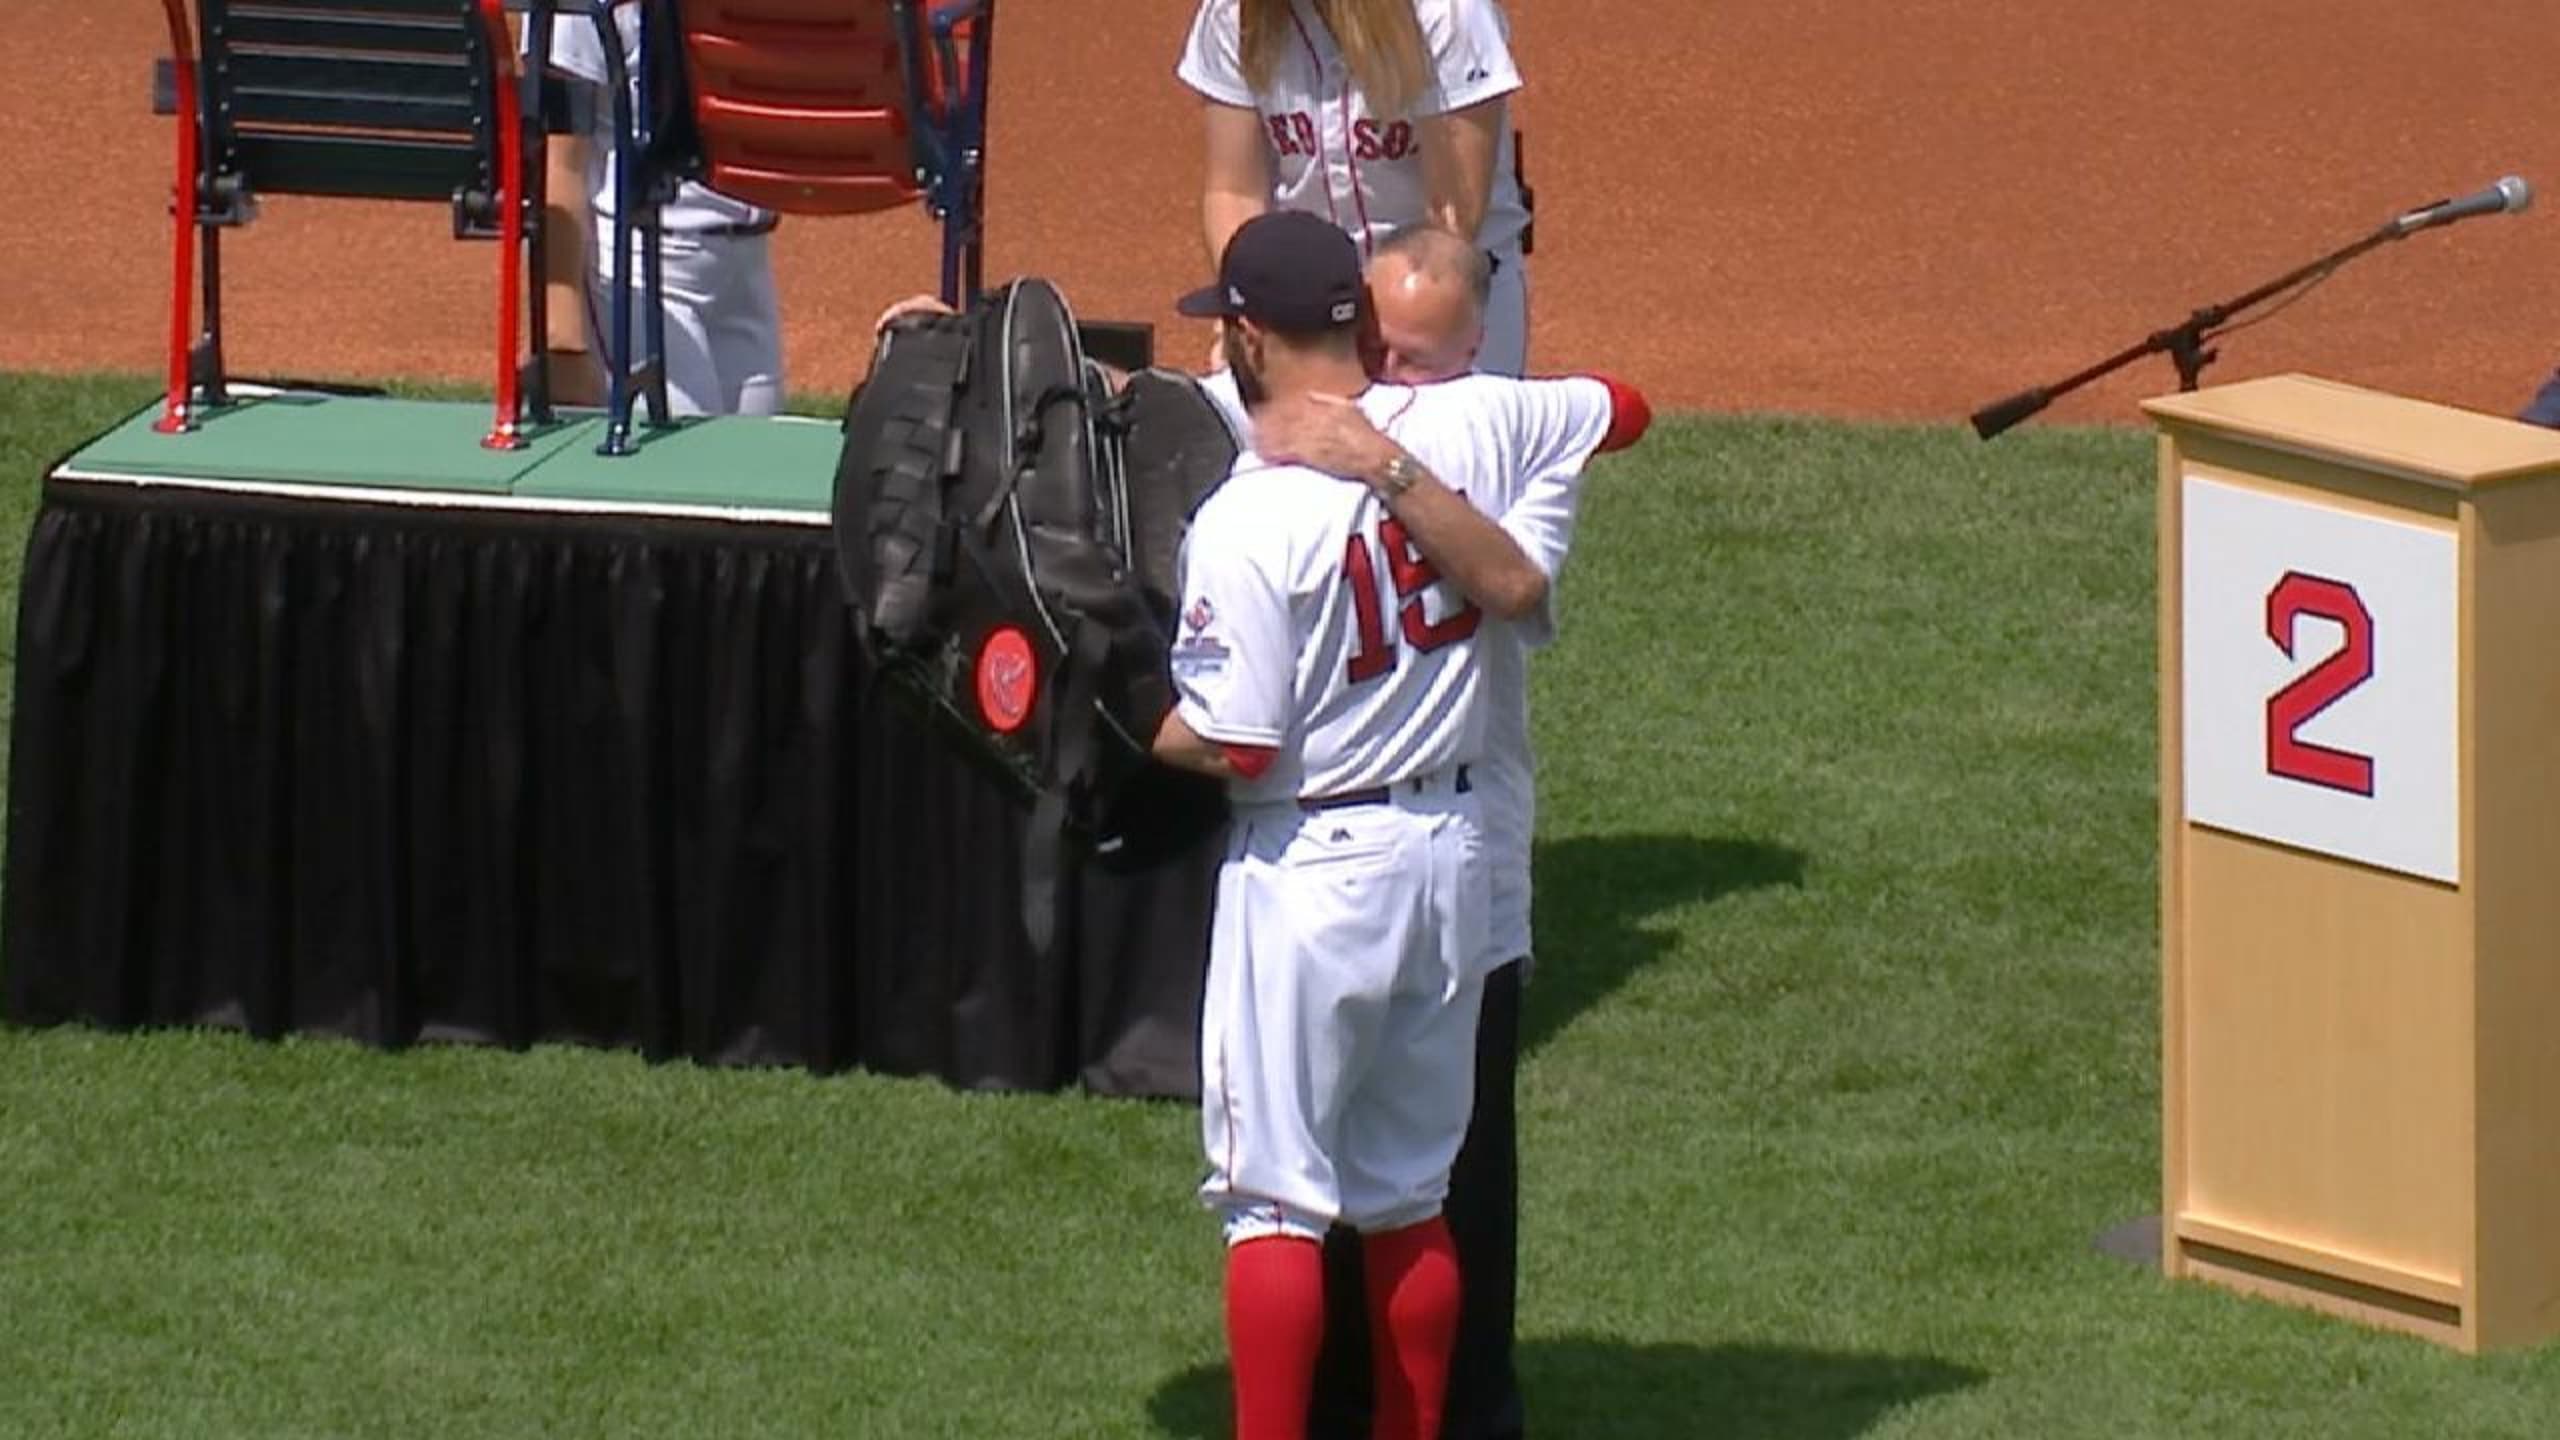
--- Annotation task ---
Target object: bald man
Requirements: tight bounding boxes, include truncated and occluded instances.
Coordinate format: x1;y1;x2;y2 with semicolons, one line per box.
1364;224;1496;386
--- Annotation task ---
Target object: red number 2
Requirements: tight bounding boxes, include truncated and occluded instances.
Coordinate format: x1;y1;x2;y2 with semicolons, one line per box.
1341;517;1482;684
2264;571;2375;796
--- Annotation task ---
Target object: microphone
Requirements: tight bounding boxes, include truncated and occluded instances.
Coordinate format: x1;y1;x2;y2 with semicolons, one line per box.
2390;175;2532;236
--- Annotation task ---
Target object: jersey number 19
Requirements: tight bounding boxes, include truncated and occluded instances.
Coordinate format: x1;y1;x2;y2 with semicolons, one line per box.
1342;515;1482;684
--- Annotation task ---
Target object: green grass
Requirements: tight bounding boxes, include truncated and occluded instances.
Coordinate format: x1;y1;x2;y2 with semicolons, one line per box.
5;373;2559;1436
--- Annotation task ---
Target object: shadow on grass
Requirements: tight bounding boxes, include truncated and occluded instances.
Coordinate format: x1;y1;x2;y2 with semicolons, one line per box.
1149;1335;1983;1438
1523;834;1807;1057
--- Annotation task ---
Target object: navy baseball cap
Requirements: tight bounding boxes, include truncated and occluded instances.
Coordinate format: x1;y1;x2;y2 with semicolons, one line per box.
1175;211;1365;334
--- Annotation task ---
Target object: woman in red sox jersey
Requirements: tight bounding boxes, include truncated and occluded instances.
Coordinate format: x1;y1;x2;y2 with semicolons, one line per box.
1179;0;1535;374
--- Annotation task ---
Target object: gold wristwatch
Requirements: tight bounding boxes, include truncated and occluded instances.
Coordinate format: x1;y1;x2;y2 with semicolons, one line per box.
1375;453;1423;498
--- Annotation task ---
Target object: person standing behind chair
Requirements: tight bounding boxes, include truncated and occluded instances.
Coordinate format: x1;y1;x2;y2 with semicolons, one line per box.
1178;0;1535;375
538;7;784;416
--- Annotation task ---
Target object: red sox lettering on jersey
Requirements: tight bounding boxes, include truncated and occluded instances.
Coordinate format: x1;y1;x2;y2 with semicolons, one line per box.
1265;112;1418;163
1178;0;1538;375
1179;0;1530;263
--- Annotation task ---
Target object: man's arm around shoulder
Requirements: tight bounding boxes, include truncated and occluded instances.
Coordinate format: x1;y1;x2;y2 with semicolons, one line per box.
1251;393;1548;621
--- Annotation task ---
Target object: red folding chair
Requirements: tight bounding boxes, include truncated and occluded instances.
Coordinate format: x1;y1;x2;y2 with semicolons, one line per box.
657;0;990;296
683;1;916;213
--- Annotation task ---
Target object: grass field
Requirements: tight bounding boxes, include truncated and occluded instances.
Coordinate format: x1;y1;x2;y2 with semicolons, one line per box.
4;372;2558;1437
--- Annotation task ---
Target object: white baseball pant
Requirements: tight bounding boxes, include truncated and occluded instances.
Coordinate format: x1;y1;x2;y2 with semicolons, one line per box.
1199;768;1490;1246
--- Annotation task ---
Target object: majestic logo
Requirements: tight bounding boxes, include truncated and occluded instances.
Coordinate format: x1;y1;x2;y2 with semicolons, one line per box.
975;625;1038;734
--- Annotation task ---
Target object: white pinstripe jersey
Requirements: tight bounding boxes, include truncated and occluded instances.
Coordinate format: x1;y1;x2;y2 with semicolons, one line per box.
1177;0;1531;265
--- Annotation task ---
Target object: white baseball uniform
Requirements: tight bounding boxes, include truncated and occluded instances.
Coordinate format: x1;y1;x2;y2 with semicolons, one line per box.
1175;376;1616;1246
547;14;785;417
1177;0;1534;375
1192;366;1620;971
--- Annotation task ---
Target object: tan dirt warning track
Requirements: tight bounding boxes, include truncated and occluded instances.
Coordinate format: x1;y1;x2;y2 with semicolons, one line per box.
6;2;2554;427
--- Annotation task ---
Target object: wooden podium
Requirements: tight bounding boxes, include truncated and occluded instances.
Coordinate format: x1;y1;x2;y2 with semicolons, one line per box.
2144;374;2560;1351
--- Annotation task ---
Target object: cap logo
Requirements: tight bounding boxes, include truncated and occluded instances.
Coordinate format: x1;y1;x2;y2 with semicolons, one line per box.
1330;300;1357;323
1228;286;1246;307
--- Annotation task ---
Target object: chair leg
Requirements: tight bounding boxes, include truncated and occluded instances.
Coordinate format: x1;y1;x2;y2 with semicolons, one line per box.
640;215;672;430
158;189;198;435
194;223;230;412
631;4;673;434
596;12;638;458
600;199;636;456
947;3;994;308
521;15;555;428
155;0;202;434
478;0;526;451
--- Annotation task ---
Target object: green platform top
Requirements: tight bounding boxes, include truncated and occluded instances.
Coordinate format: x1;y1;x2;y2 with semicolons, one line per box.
54;395;845;518
510;412;845;513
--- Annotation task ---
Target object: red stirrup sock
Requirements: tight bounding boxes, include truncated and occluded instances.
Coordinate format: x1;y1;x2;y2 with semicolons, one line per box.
1362;1216;1462;1440
1227;1235;1327;1440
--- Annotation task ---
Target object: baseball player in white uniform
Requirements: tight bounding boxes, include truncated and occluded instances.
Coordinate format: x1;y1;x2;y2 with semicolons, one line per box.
1179;0;1536;375
1155;211;1634;1440
1194;220;1645;1440
538;10;785;416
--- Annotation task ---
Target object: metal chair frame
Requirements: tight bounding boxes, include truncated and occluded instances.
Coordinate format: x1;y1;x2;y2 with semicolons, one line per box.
153;0;545;449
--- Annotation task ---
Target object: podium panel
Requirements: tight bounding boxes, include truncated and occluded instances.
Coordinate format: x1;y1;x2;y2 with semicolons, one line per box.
2146;375;2560;1352
2180;472;2458;881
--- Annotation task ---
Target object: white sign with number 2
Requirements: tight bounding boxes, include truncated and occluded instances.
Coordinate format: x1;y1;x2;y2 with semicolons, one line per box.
2181;474;2459;884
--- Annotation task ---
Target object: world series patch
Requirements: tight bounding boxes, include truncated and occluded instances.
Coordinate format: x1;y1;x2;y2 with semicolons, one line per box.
1172;596;1229;676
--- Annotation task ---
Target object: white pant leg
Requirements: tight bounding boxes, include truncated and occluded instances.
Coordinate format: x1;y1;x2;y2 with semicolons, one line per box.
704;233;784;415
590;228;783;417
1337;800;1489;1232
1478;251;1530;377
1200;804;1432;1246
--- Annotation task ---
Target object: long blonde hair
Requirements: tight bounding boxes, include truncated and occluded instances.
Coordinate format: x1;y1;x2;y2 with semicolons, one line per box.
1240;0;1432;120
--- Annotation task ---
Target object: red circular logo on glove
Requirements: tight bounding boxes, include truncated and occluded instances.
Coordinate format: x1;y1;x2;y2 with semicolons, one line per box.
976;626;1038;734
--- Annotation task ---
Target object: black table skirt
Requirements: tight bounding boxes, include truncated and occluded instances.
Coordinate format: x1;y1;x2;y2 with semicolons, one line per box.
2;479;1217;1099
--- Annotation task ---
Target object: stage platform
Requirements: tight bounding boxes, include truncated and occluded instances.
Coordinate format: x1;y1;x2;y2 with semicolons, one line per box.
3;395;1215;1099
59;393;846;513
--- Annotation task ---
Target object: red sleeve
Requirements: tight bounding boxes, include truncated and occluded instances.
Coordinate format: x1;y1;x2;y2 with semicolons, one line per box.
1220;743;1278;781
1582;373;1653;453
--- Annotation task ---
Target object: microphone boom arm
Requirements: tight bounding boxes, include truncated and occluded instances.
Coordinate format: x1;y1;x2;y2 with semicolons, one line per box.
1971;217;2408;440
